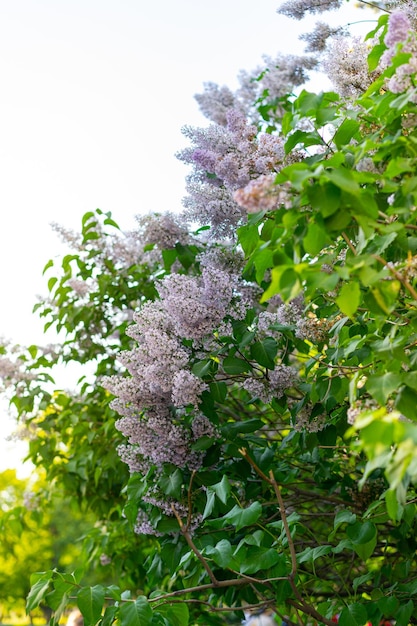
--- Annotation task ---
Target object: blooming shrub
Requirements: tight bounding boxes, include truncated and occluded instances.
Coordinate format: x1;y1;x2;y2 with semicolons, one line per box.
5;1;417;625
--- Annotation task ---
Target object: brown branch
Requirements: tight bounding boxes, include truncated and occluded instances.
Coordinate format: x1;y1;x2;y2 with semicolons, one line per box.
356;0;390;11
151;596;277;613
239;450;337;626
149;577;249;602
171;505;218;585
342;232;357;255
239;447;270;482
373;254;417;301
269;471;297;579
185;470;196;530
287;599;337;626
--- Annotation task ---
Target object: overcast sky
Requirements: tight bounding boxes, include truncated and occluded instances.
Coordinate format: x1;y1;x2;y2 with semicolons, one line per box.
0;0;376;473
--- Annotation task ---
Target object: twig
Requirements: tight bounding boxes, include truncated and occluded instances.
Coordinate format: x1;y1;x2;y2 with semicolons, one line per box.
185;470;196;530
171;505;218;585
239;449;337;626
341;232;357;255
356;0;390;11
150;596;276;614
268;471;297;579
373;254;417;301
149;577;248;602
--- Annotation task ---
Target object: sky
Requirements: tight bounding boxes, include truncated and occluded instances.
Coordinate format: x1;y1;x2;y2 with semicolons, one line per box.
0;0;377;473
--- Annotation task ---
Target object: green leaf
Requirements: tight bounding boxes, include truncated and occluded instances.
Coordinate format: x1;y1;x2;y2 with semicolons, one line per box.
367;372;403;405
346;521;377;560
303;222;329;256
154;603;189;626
158;469;183;498
46;576;75;611
239;546;282;574
26;571;54;612
335;281;361;318
43;258;54;274
325;168;361;196
250;338;278;369
77;585;105;625
385;488;404;522
211;475;231;504
396;600;414;626
333;119;360;149
368;43;387;71
101;606;119;626
119;597;153;626
338;603;367;626
237;223;260;256
308;182;341;217
396;385;417;421
333;510;356;532
297;545;332;563
192;359;215;378
205;539;233;568
224;502;262;531
222;356;251;375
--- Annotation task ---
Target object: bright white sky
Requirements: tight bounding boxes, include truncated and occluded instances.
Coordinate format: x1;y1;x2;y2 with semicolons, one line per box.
0;0;376;473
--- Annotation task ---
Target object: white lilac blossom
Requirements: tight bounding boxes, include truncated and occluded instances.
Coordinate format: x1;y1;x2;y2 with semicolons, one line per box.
295;316;332;343
194;82;242;126
182;181;246;239
135;212;191;250
243;365;297;403
179;109;285;191
115;413;202;473
258;54;318;97
191;414;219;440
275;295;305;326
236;54;318;113
67;278;91;297
323;37;379;97
384;10;411;51
102;253;254;493
347;398;379;425
391;1;417;27
294;406;327;432
234;176;293;213
99;554;112;566
157;267;235;341
171;370;208;407
52;218;144;269
198;245;245;277
299;21;343;53
277;0;343;20
179;109;286;237
257;311;284;339
380;11;417;98
0;340;39;393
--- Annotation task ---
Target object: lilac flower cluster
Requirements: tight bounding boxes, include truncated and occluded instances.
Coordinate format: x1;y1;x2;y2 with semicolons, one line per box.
102;249;252;513
233;175;293;213
323;36;379;97
277;0;343;20
243;365;298;403
157;266;236;341
381;11;417;98
195;54;317;127
194;82;242;126
178;109;285;237
135;212;191;250
180;109;285;190
299;21;343;53
0;340;38;393
294;405;327;432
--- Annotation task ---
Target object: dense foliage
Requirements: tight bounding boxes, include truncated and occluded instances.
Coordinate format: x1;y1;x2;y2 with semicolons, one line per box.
3;1;417;624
